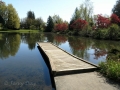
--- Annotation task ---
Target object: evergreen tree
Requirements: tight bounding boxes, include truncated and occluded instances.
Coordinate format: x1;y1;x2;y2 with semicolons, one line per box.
25;11;35;29
27;11;35;19
45;16;54;32
112;0;120;18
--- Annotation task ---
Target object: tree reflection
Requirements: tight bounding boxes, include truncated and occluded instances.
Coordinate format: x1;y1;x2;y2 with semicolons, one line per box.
54;34;67;45
45;33;54;43
21;33;45;50
0;33;20;59
92;40;120;60
68;36;91;59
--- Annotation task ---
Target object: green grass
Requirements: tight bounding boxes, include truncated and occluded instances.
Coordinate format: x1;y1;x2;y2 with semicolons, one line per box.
0;29;41;33
99;60;120;82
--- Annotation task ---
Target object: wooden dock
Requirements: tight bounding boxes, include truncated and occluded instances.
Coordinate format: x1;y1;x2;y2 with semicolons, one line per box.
37;42;120;90
37;42;98;76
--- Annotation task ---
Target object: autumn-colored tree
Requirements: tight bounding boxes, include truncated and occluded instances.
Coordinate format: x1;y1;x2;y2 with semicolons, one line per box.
71;18;88;31
110;13;120;24
96;14;111;29
54;23;68;31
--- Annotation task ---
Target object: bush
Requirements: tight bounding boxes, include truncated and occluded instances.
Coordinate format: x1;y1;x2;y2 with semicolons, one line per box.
107;24;120;40
30;25;36;30
92;29;107;39
99;60;120;82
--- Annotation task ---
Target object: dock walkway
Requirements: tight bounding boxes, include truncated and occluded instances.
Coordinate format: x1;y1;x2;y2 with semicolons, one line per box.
37;42;120;90
37;42;97;76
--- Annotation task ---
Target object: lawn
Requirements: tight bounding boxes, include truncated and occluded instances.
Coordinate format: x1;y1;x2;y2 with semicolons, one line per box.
0;29;41;33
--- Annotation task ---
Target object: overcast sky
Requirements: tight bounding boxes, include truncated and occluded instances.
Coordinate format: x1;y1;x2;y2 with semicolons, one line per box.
3;0;116;22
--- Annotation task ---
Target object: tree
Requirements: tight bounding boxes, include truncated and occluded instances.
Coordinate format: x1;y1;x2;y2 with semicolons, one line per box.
54;23;68;31
112;0;120;18
70;0;93;30
7;4;20;29
20;18;27;29
110;13;120;24
27;11;35;19
23;11;36;29
71;0;93;22
35;17;44;30
96;14;111;29
0;1;7;28
52;15;63;24
71;18;88;31
45;16;54;32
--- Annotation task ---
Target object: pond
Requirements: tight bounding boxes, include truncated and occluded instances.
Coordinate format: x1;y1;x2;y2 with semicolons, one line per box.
0;32;120;89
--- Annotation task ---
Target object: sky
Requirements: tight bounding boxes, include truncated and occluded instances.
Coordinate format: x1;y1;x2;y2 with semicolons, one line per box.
3;0;116;22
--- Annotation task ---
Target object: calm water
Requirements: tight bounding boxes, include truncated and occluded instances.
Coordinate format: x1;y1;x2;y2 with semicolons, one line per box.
0;32;120;89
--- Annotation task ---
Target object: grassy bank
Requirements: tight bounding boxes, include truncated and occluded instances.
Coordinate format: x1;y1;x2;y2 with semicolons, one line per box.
99;49;120;82
99;60;120;82
0;29;40;33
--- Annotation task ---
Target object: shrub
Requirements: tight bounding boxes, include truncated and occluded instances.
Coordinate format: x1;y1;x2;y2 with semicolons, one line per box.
99;60;120;82
54;23;68;31
107;24;120;40
30;25;36;30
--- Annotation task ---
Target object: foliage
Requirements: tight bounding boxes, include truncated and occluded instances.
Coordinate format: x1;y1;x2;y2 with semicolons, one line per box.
30;25;36;30
96;14;111;29
0;1;7;26
35;17;44;30
107;24;120;40
110;13;120;24
112;0;120;19
99;48;120;82
0;2;20;29
99;60;120;82
71;18;88;31
20;12;45;30
45;16;54;32
69;0;93;30
54;23;68;31
71;0;93;22
7;4;20;29
27;11;35;19
52;15;63;24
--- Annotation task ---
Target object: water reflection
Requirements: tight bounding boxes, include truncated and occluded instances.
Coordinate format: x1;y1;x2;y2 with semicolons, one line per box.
0;32;120;89
1;32;120;64
0;33;53;90
44;33;120;64
0;33;20;59
21;33;45;50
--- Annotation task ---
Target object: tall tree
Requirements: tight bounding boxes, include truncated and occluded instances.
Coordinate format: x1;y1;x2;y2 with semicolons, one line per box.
112;0;120;18
70;0;93;24
0;1;7;28
52;15;63;24
25;11;35;29
7;4;20;29
27;11;35;19
45;16;54;32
